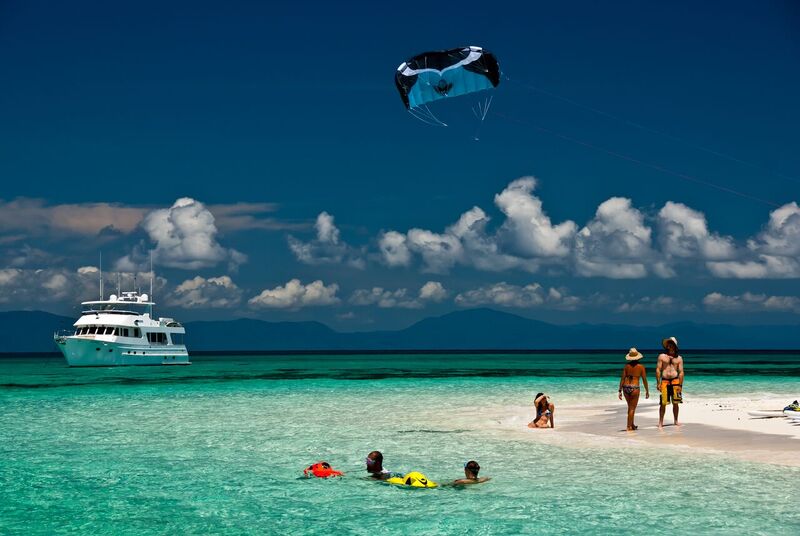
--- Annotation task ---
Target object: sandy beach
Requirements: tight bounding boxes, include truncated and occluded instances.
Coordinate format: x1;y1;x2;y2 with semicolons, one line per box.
547;397;800;467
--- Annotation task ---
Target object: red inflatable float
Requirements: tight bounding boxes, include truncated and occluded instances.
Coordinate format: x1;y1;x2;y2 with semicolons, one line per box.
303;461;343;478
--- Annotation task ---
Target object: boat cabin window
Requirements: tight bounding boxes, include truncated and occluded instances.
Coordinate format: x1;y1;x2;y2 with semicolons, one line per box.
134;328;141;338
81;325;132;335
171;333;184;345
147;332;167;344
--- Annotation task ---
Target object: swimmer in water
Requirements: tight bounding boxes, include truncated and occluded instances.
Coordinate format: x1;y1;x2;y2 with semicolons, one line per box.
365;450;392;480
452;460;490;485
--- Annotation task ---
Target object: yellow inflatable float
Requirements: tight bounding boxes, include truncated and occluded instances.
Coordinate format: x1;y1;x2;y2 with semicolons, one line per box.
386;471;438;488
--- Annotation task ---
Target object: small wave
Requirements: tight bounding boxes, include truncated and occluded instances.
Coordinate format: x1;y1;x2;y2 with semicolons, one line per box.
395;429;472;434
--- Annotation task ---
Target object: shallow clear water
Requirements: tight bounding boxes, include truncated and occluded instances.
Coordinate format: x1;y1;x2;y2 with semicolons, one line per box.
1;354;799;535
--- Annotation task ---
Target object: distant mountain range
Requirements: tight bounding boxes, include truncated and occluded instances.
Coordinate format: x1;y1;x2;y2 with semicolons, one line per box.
1;308;798;353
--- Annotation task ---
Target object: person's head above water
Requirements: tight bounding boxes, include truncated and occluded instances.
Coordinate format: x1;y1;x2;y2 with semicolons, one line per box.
366;450;383;473
464;460;480;479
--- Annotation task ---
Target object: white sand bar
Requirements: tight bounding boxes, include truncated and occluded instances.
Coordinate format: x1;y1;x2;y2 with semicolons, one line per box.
555;397;800;467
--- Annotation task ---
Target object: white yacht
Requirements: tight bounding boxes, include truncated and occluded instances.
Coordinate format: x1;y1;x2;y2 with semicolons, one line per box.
54;290;190;367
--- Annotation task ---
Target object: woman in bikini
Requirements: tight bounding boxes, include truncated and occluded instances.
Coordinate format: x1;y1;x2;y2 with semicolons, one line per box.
528;392;555;428
618;348;649;431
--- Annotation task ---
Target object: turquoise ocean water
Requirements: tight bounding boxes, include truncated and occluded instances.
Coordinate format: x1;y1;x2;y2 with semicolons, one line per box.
1;353;799;535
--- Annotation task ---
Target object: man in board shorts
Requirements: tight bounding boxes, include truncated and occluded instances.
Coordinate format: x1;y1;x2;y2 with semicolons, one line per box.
656;336;684;429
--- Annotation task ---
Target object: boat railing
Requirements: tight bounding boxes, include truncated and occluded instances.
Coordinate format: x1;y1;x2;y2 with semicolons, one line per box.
81;309;139;316
53;329;74;344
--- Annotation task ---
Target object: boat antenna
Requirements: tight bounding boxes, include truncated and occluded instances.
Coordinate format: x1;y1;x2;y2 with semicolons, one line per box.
117;272;121;297
99;252;103;300
150;251;154;301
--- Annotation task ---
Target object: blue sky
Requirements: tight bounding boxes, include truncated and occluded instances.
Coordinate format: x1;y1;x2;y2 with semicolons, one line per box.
1;0;799;328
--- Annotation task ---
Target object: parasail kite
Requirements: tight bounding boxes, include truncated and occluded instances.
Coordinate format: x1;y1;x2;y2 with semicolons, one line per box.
395;46;500;126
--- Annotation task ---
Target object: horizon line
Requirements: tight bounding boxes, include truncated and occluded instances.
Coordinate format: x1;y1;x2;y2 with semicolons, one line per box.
3;348;800;358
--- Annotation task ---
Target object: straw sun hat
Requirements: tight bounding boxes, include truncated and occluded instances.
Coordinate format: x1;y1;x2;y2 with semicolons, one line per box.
625;348;644;361
662;336;679;351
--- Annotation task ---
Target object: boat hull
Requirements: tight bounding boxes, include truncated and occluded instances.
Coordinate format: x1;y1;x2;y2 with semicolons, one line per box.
55;337;190;367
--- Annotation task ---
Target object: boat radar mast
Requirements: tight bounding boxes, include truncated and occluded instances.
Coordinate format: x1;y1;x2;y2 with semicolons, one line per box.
99;251;103;301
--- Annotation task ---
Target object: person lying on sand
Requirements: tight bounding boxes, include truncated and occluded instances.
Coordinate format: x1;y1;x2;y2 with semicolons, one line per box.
618;348;649;431
528;392;555;428
656;336;684;429
365;450;393;480
452;460;490;485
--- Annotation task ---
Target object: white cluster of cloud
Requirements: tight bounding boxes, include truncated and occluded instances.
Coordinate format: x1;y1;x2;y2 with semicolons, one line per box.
3;245;57;267
419;281;448;301
707;202;800;278
454;282;580;309
0;268;74;302
372;179;565;274
349;281;448;309
657;202;735;260
0;197;304;281
495;178;576;258
378;231;412;267
0;198;292;239
377;179;663;277
0;266;167;304
288;212;365;269
703;292;800;313
117;198;246;271
575;197;667;278
616;296;682;313
0;199;146;237
248;279;340;309
369;178;800;280
168;275;243;309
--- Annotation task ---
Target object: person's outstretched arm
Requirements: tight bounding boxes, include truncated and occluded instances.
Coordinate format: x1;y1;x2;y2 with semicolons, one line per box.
678;357;684;385
655;357;662;386
641;365;649;399
618;368;626;400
